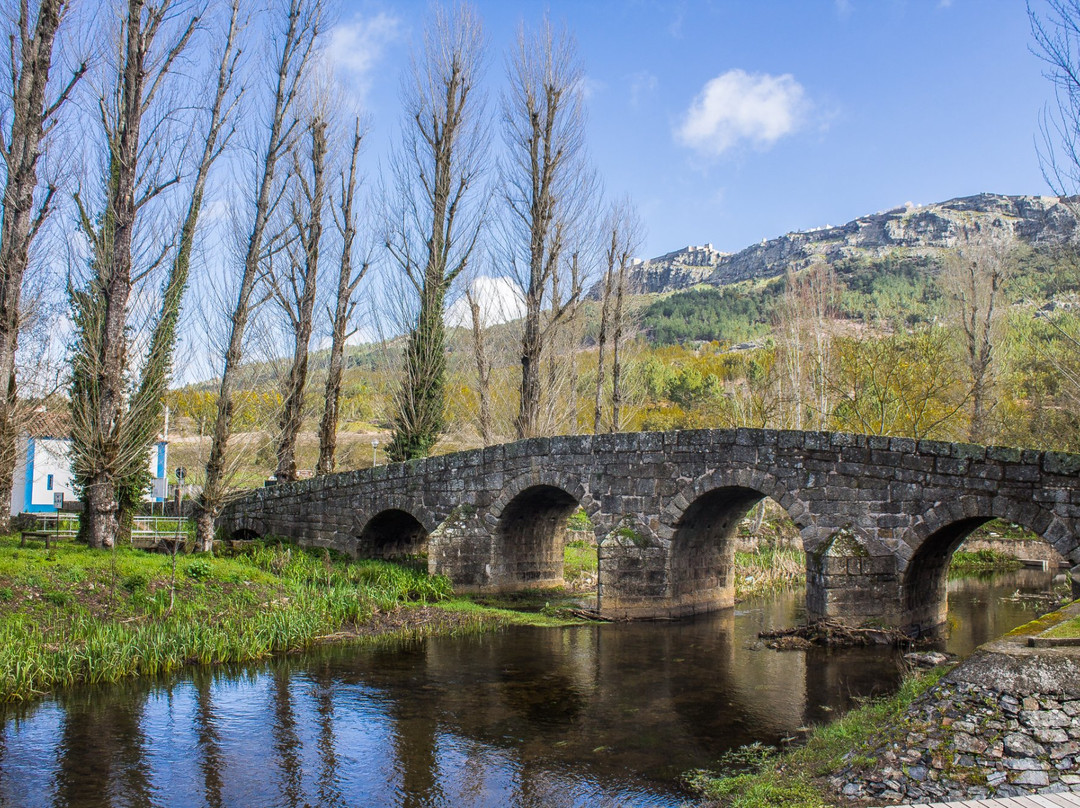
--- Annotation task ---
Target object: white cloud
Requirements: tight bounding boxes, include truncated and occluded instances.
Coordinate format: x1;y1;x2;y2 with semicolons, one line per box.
578;76;606;101
324;13;402;103
446;276;525;329
675;69;809;157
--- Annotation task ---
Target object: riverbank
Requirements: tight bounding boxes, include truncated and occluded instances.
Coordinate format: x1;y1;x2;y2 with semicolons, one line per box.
688;600;1080;807
0;534;580;703
687;666;950;807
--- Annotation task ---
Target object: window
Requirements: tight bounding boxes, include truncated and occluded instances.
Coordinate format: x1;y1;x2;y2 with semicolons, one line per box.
46;474;53;491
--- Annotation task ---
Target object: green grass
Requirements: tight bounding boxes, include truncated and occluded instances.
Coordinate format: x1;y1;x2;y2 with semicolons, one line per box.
564;538;597;584
949;548;1022;573
0;534;462;702
685;667;948;807
435;598;588;628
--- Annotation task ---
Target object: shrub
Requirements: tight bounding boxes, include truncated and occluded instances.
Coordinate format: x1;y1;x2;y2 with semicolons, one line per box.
185;558;213;581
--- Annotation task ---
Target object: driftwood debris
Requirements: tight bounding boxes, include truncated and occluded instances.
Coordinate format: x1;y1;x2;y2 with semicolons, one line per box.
759;619;910;649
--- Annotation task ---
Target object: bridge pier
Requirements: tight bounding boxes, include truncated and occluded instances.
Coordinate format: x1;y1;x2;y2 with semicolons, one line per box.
805;526;905;628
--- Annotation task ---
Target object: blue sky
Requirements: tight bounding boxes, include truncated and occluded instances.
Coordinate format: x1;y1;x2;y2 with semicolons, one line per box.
328;0;1053;259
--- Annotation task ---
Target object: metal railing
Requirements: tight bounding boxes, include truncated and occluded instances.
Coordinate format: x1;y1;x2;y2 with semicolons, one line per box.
19;513;191;549
22;513;79;541
130;516;190;549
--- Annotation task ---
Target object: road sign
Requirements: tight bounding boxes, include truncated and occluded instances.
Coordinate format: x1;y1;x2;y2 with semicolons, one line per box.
53;492;63;510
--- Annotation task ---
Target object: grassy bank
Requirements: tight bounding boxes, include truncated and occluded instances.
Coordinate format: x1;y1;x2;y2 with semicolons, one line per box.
686;667;948;808
948;548;1022;573
0;535;570;703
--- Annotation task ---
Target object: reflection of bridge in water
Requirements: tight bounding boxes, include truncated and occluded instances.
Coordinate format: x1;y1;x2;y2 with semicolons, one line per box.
221;428;1080;632
0;600;916;806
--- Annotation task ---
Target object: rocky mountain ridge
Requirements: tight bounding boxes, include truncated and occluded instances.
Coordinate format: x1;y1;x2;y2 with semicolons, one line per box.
626;193;1080;295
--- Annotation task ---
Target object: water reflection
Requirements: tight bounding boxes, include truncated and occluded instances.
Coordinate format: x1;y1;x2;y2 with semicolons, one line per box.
0;568;1058;808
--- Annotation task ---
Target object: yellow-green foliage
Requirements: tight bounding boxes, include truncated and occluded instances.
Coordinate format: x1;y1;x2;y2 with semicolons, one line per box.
1044;614;1080;638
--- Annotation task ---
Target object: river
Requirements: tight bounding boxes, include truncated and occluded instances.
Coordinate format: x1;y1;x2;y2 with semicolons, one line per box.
0;568;1065;808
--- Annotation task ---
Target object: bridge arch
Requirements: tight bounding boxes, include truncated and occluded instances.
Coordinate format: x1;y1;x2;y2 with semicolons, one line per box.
356;505;434;560
660;470;810;616
490;472;593;590
901;496;1062;632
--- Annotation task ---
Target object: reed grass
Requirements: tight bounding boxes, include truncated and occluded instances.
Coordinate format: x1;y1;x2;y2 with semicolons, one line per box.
0;534;454;702
734;545;806;600
949;548;1022;573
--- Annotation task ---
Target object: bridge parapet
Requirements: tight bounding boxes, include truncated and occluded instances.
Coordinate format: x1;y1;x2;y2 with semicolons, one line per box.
218;428;1080;632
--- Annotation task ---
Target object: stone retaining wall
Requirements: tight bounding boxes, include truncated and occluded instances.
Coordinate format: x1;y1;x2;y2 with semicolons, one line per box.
834;648;1080;802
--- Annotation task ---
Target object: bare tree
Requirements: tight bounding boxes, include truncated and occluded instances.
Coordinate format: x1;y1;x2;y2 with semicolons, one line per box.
607;202;641;432
1031;0;1080;194
463;282;493;444
117;0;242;535
69;0;201;549
272;110;327;482
383;3;487;461
0;0;84;532
500;18;596;440
593;199;641;433
195;0;322;548
775;262;836;430
939;228;1014;443
316;117;367;475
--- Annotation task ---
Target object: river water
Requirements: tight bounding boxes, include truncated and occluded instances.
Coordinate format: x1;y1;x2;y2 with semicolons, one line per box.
0;569;1065;808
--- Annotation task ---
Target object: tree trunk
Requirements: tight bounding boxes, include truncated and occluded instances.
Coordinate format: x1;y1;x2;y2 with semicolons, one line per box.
275;116;327;482
317;121;365;476
466;289;492;445
517;286;543;440
0;0;79;531
72;0;160;548
611;253;627;432
195;0;319;549
593;265;613;434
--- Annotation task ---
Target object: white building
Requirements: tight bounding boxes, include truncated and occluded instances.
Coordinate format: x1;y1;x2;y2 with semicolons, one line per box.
9;428;169;516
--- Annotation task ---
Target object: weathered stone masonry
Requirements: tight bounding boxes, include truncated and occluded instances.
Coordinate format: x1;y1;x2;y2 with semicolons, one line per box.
218;428;1080;631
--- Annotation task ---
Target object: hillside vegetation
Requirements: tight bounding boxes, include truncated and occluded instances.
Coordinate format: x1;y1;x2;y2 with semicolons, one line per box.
155;214;1080;492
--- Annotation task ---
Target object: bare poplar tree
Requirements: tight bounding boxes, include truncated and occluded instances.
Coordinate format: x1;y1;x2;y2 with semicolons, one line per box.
316;117;368;475
940;229;1014;443
195;0;322;548
384;3;487;461
69;0;200;549
272;111;327;482
117;0;242;534
593;199;642;433
500;18;595;440
0;0;83;532
1031;0;1080;194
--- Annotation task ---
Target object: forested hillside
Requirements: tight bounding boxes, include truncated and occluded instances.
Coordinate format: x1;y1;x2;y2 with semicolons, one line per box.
163;222;1080;489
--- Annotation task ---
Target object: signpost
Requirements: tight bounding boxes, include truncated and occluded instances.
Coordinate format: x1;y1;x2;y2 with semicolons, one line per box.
51;493;63;549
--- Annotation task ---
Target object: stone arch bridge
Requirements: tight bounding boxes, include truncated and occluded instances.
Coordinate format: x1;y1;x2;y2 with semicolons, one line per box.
218;429;1080;632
